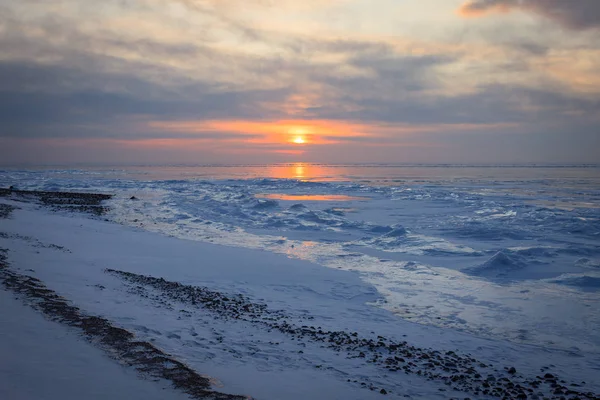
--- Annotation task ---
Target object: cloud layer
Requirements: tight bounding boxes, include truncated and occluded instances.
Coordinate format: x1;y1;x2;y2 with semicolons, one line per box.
1;0;599;164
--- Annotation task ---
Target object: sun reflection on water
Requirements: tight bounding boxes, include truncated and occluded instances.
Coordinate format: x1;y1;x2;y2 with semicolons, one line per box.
256;193;367;201
266;163;332;181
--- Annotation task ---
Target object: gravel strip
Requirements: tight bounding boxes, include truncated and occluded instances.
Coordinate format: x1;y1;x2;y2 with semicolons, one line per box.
0;251;251;400
107;268;600;400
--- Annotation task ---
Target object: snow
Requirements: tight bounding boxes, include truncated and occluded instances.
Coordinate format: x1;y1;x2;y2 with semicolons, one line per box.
1;164;600;399
1;198;600;399
0;289;190;400
464;251;527;278
2;165;599;355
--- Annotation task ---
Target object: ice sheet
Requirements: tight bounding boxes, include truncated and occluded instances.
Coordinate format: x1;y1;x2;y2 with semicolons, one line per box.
2;164;599;353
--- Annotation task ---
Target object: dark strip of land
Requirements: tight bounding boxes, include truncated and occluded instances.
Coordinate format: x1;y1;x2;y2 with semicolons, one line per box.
0;188;112;215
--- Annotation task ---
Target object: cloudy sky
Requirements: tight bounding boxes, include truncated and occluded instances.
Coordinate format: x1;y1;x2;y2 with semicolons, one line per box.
1;0;599;165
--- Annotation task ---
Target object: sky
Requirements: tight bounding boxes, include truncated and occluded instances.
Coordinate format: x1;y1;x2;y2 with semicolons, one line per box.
1;0;599;165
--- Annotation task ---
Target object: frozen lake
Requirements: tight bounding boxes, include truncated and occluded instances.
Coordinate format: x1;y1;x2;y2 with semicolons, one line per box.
3;163;599;353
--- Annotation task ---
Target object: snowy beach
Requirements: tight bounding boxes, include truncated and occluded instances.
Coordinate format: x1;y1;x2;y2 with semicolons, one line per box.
4;0;600;396
1;166;599;399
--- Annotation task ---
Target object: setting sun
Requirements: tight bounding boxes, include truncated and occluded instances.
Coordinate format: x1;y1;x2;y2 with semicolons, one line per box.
289;127;309;144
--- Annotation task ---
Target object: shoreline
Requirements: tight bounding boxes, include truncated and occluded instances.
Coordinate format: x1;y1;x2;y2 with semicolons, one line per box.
0;255;249;400
0;189;250;400
1;189;599;400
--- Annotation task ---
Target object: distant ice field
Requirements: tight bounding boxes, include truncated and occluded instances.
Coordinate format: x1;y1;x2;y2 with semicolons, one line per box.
2;164;599;353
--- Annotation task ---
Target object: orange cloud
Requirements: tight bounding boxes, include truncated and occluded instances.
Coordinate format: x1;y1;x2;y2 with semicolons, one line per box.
457;1;514;17
457;0;600;31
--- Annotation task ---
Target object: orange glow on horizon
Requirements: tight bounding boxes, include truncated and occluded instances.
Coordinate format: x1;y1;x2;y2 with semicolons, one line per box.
148;119;368;146
145;119;519;155
272;149;305;155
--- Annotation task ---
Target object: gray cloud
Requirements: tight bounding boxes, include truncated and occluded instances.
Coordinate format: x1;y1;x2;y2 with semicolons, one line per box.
0;60;289;139
327;85;600;125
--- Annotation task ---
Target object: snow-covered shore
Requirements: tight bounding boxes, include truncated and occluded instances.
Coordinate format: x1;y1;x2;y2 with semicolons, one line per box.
0;289;191;400
1;192;599;399
5;166;599;355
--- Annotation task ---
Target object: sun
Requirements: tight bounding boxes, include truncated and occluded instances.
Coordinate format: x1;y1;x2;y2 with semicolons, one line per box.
288;126;310;144
292;136;305;144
